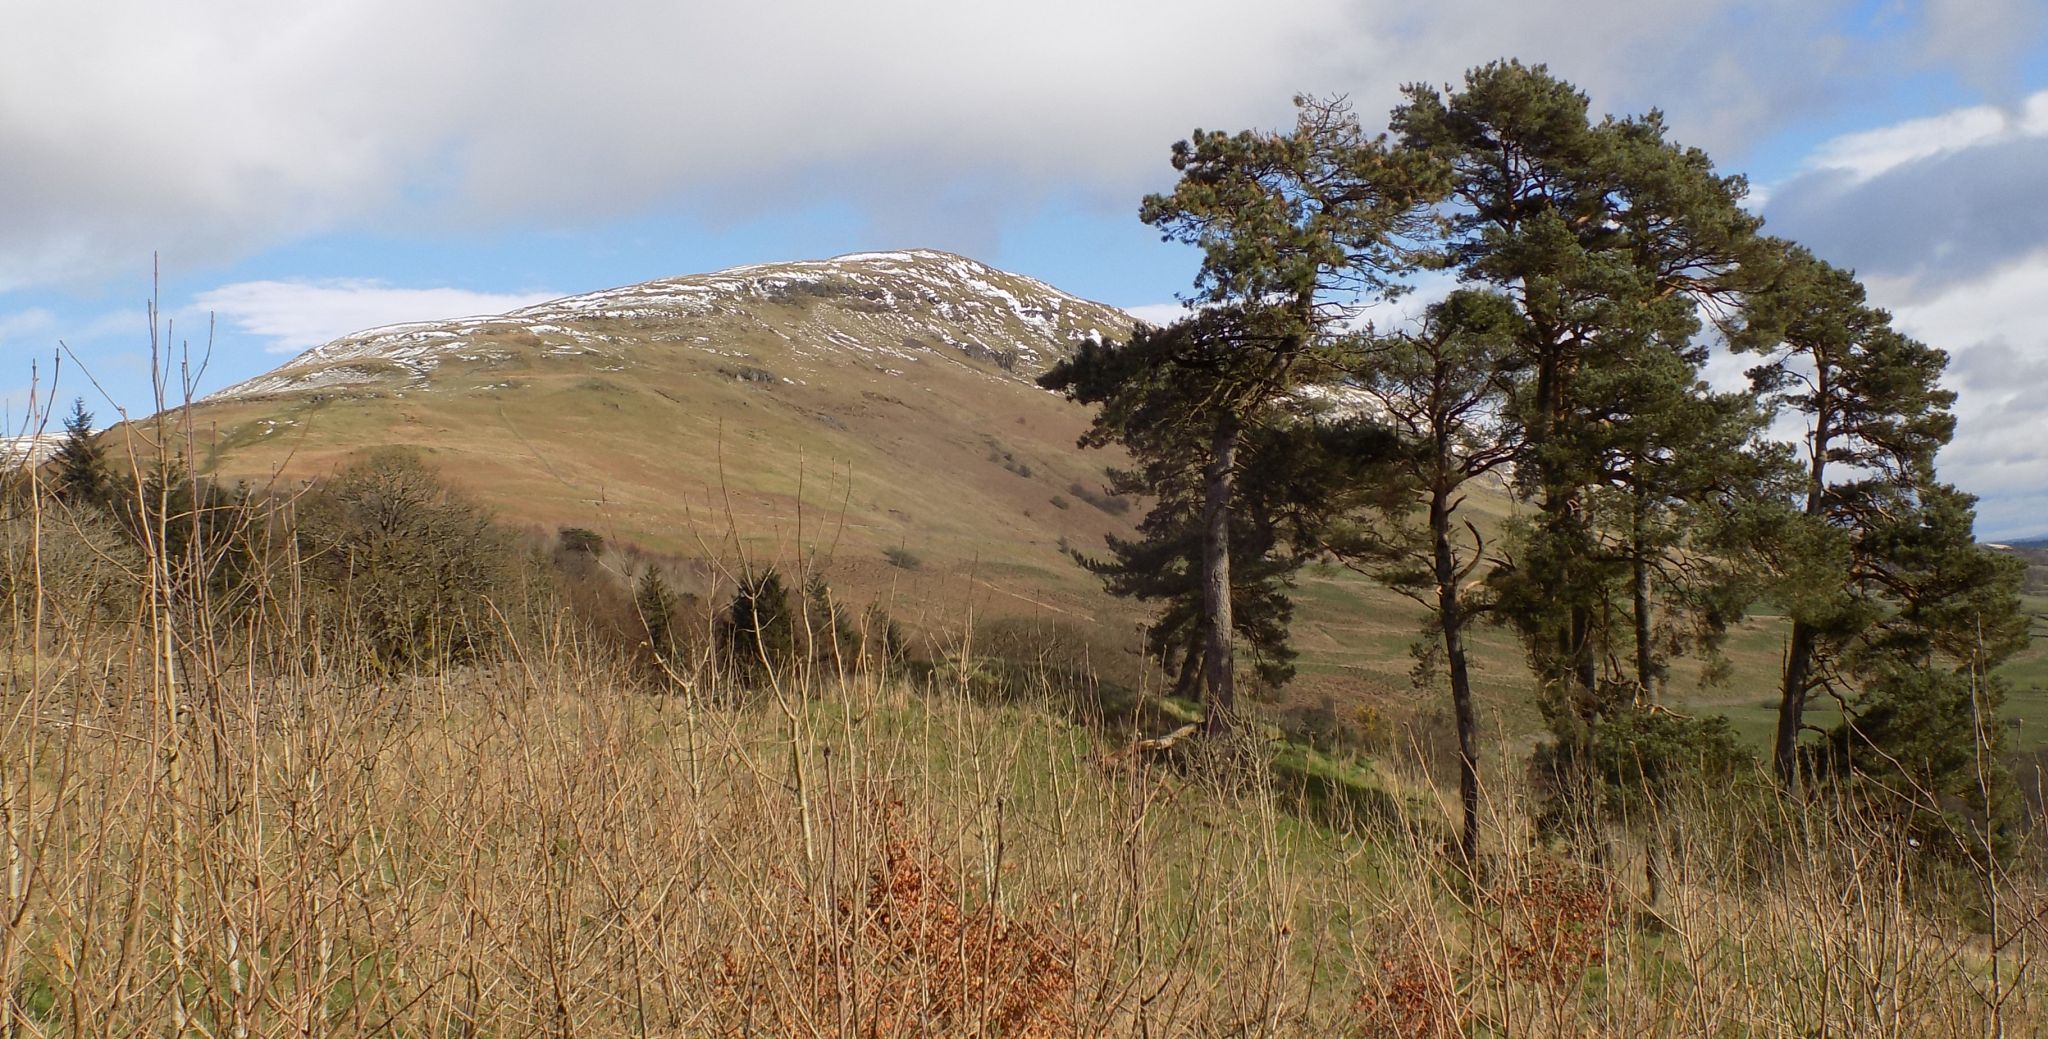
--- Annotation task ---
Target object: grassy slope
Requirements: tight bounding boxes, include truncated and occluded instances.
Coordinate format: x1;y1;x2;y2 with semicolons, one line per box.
178;287;1138;623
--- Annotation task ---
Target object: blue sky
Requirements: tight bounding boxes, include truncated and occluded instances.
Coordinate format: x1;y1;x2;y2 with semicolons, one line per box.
3;1;2047;536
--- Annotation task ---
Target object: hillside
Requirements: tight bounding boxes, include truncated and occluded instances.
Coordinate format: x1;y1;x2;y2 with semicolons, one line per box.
177;250;1144;622
166;250;1578;737
155;249;2046;755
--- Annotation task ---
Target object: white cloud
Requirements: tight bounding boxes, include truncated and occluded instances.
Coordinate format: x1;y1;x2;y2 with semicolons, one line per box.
4;1;2021;292
1802;103;2014;182
0;308;57;348
1862;250;2048;539
1751;84;2048;538
1761;89;2048;290
194;280;557;354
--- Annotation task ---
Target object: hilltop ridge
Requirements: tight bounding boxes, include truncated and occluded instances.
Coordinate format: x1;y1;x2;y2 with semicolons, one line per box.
209;250;1133;403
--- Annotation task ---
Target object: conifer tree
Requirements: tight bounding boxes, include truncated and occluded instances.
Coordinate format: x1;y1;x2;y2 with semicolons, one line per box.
802;570;857;674
1576;348;1793;704
50;398;110;507
720;567;795;683
635;566;680;677
1048;96;1436;732
1736;244;2025;797
1339;289;1523;864
1062;409;1383;699
1392;61;1770;786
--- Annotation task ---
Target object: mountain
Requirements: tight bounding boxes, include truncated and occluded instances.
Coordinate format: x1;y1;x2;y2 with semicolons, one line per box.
1;433;62;469
177;250;1147;619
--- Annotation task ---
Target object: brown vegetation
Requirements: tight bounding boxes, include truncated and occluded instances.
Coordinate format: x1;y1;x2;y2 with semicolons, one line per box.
1;437;2043;1037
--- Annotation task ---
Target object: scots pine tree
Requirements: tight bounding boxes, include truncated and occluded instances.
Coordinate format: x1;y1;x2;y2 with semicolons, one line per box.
1047;96;1436;732
1339;289;1523;864
635;566;680;677
1736;245;2023;827
1058;389;1388;700
720;567;795;684
1392;62;1770;797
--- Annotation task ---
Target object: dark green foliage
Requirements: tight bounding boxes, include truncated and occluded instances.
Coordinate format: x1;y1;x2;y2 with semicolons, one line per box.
1582;708;1751;816
1336;289;1525;863
1034;62;2032;876
635;566;681;676
1811;667;2022;864
1041;313;1386;726
1064;479;1299;696
1527;699;1755;904
1045;96;1439;732
801;570;857;670
557;526;606;558
50;399;110;508
882;545;922;571
296;450;515;673
1392;61;1777;801
719;567;795;682
1801;485;2029;859
1738;244;2026;826
1527;705;1753;861
1050;324;1399;699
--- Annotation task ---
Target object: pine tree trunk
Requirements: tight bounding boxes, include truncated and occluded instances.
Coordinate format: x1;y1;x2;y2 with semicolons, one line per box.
1777;384;1831;791
1200;414;1239;735
1632;490;1655;703
1775;619;1816;788
1433;492;1481;868
1570;605;1597;699
1171;635;1203;701
1632;489;1663;904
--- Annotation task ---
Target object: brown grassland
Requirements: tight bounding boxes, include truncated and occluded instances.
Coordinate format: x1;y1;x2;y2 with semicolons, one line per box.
3;430;2045;1038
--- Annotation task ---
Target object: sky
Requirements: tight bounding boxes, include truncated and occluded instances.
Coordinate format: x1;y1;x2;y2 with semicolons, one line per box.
2;0;2046;537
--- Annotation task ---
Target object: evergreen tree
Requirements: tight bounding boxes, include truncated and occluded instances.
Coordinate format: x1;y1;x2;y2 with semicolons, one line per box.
1735;244;2026;796
1047;95;1436;733
1065;414;1383;699
50;398;110;507
1392;61;1771;799
802;570;857;673
635;566;680;678
720;567;795;683
1338;289;1523;864
1815;483;2026;856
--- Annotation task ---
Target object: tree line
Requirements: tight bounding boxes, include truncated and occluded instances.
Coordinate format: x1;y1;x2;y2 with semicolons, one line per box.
1042;61;2028;868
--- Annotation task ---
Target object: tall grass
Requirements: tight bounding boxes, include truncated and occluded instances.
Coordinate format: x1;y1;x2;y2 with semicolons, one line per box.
1;421;2043;1037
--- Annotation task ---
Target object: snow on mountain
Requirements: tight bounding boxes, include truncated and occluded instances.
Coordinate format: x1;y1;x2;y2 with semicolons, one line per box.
0;433;62;468
209;250;1134;402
